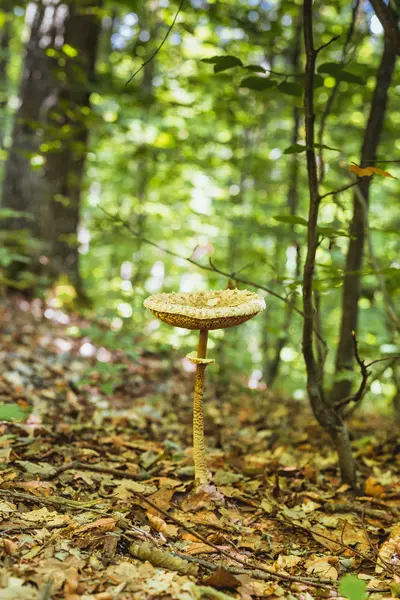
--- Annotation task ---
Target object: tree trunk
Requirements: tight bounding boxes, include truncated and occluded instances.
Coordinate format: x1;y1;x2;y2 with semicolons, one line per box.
0;1;12;149
1;0;102;291
330;37;397;406
266;15;302;387
302;0;357;487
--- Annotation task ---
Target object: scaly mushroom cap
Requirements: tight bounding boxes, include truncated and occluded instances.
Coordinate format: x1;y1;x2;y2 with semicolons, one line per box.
144;289;266;330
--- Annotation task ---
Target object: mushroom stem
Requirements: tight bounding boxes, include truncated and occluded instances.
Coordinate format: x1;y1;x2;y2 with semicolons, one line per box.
192;329;209;485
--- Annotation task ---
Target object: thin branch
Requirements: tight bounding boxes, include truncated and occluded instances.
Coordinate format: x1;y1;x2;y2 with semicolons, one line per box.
125;0;185;86
319;178;364;201
315;34;340;54
318;0;360;184
43;463;334;591
302;0;323;383
98;206;328;349
335;331;370;411
366;355;400;368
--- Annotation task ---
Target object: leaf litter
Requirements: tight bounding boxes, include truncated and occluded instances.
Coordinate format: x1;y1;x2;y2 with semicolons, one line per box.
0;295;399;599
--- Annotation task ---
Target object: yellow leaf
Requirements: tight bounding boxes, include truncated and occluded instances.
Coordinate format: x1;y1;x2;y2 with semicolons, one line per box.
365;476;384;498
365;166;397;178
349;165;373;177
349;164;397;179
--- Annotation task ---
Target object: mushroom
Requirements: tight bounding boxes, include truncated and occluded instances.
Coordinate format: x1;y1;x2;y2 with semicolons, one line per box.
144;289;265;486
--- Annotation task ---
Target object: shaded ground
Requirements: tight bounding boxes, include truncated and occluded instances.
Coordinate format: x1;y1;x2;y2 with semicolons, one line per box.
0;295;399;600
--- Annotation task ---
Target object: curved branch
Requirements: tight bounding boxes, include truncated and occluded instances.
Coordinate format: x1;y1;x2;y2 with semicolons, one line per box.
125;0;185;86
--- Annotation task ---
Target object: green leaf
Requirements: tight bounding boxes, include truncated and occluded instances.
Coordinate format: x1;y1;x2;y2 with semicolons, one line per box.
273;215;308;226
243;64;266;73
317;62;364;84
317;226;349;237
314;143;341;152
0;403;27;422
277;81;303;97
336;70;364;84
201;55;243;73
317;61;343;76
240;76;277;90
314;73;325;88
283;143;307;154
339;575;367;600
283;142;340;154
100;381;114;395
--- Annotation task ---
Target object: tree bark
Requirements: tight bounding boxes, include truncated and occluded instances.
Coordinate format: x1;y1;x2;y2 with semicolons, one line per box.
302;0;356;487
1;0;102;291
330;37;397;406
0;1;12;149
369;0;400;56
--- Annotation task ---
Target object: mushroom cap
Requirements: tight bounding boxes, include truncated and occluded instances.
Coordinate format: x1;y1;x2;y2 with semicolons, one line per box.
144;289;266;330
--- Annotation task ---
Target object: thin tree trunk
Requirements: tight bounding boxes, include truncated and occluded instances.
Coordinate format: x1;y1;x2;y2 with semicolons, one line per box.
1;0;102;291
0;1;12;149
330;36;397;406
266;16;302;387
302;0;356;487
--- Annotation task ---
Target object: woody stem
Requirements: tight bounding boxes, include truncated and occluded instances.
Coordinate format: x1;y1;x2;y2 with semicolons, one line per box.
193;329;209;484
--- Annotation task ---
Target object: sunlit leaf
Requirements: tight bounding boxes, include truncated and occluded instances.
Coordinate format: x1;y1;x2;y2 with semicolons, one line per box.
0;403;27;422
273;215;308;226
339;575;367;600
350;164;397;178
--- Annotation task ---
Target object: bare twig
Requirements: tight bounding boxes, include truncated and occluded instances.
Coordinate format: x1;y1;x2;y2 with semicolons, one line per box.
302;0;356;486
46;461;151;481
335;331;370;411
318;0;360;184
98;206;329;349
316;34;340;54
320;178;364;201
125;0;185;86
45;463;333;590
0;489;106;513
367;355;400;368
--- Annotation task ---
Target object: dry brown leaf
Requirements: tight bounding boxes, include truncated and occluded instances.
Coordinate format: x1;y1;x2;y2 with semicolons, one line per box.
203;567;241;589
74;517;116;535
376;533;400;574
146;486;176;516
305;557;338;580
275;554;302;570
146;511;178;537
365;476;385;498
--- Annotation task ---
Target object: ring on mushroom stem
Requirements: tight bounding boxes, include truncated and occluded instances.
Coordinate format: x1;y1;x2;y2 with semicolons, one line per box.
144;289;266;486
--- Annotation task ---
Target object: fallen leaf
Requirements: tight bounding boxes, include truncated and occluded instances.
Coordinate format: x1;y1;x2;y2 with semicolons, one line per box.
203;567;241;589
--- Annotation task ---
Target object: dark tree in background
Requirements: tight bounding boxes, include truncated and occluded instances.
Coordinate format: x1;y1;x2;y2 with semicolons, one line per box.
1;0;102;291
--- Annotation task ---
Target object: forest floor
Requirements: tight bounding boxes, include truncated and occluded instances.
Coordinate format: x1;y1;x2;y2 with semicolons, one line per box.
0;295;399;600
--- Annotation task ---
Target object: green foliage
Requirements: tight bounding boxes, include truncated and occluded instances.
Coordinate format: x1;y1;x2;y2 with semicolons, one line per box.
3;0;400;404
202;55;243;73
317;62;365;85
0;403;27;422
339;575;367;600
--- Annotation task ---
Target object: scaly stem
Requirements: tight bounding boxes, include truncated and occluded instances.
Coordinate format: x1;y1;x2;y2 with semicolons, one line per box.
193;329;209;484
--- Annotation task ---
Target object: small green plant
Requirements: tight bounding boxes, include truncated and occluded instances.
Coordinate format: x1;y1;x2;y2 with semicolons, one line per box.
0;403;28;422
339;575;367;600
